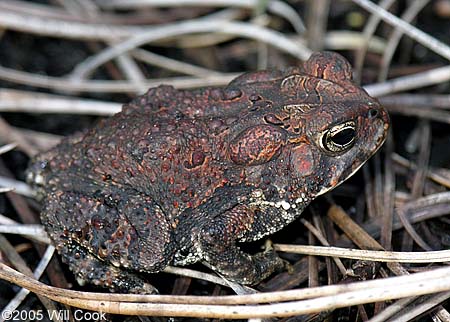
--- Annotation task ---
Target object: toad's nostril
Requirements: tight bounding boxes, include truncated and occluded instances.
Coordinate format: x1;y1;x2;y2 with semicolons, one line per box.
368;109;379;119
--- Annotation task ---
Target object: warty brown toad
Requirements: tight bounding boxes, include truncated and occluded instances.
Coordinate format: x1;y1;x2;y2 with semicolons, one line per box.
27;51;389;293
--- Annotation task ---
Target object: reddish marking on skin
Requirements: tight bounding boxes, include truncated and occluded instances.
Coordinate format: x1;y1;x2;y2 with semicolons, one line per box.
184;150;206;169
229;125;285;165
290;144;315;177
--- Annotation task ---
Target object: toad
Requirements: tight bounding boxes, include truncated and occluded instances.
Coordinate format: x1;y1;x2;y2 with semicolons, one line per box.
27;52;389;293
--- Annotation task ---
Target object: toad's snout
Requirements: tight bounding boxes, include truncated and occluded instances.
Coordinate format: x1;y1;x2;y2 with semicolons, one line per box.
361;102;390;157
372;103;390;142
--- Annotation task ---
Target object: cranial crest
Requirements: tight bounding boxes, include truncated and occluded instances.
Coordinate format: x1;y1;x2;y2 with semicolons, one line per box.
280;74;307;93
283;104;319;115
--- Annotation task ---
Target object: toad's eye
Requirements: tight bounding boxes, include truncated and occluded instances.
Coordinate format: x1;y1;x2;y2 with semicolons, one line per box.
320;121;356;154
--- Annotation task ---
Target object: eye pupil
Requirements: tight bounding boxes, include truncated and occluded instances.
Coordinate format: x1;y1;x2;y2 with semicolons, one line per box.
330;128;355;146
368;109;378;118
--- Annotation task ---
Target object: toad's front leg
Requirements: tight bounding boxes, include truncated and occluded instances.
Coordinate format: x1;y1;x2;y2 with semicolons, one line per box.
198;204;285;285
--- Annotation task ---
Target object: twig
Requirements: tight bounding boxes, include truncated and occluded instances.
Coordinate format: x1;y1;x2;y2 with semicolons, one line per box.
300;219;348;275
134;10;263;48
354;0;395;82
0;66;239;93
58;1;148;93
364;65;450;97
0;215;49;244
0;176;34;198
0;9;145;40
1;0;87;21
0;224;48;241
1;263;450;318
392;152;450;189
131;49;224;77
95;0;306;34
322;31;386;53
396;210;433;252
392;191;450;232
411;121;431;199
0;116;37;156
69;19;311;80
0;7;308;56
368;296;418;322
378;291;450;322
0;214;16;225
384;103;450;124
379;94;450;109
381;130;395;249
0;233;57;321
378;0;430;81
10;128;60;153
0;245;55;322
305;0;329;51
396;121;433;251
56;0;98;14
328;204;407;277
0;88;121;115
162;266;249;290
274;244;450;263
0;0;160;24
352;0;450;62
0;143;17;155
